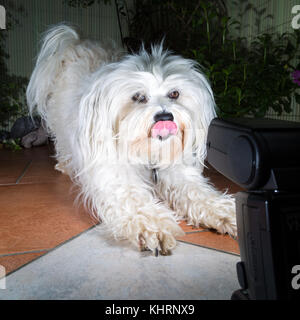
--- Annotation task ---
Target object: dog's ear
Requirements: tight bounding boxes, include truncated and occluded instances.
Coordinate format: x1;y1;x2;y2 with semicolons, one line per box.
74;81;117;174
190;68;216;167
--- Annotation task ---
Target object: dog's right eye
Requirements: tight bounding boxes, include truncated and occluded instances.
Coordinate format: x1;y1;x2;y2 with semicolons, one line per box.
132;92;148;104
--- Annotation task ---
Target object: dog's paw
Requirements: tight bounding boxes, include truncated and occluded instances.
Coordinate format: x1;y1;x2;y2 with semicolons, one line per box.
187;194;237;239
213;196;237;238
190;214;237;239
213;213;237;239
138;231;174;256
137;219;184;256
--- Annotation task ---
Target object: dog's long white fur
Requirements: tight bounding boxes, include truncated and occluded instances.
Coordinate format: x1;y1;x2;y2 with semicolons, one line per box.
27;23;236;254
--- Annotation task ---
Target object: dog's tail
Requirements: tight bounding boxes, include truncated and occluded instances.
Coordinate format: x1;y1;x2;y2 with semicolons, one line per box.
26;23;80;119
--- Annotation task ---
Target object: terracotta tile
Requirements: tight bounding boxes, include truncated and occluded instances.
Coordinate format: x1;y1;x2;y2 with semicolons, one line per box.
0;148;28;161
0;182;97;255
22;144;55;160
18;157;69;184
177;231;240;255
178;220;205;233
0;145;57;185
0;144;54;162
0;159;30;185
203;164;245;195
0;144;69;185
0;251;47;275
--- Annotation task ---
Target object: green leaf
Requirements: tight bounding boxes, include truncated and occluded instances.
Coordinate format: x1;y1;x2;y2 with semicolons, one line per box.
221;16;229;26
222;69;230;76
295;94;300;104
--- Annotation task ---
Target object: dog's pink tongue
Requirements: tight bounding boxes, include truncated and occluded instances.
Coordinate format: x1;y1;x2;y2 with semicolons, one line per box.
151;121;178;138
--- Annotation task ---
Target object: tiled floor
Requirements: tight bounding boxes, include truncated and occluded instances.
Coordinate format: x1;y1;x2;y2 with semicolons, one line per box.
0;143;243;299
0;227;241;300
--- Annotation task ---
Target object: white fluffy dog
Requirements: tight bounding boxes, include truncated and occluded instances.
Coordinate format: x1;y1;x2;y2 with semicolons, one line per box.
27;24;236;255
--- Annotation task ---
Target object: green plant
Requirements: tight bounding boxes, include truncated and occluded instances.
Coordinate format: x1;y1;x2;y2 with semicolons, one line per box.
1;138;22;151
0;75;28;129
0;1;28;131
193;14;300;117
125;0;300;118
65;0;300;118
195;27;300;117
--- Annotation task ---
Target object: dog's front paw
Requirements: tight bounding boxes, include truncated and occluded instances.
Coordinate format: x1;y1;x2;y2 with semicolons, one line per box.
138;231;174;256
212;195;237;238
213;209;237;239
188;194;237;239
136;217;184;256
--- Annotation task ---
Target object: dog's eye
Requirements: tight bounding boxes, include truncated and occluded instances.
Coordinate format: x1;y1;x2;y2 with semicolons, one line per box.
168;90;179;100
132;92;148;104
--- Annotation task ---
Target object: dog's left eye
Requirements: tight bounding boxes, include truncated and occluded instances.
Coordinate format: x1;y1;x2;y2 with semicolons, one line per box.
132;92;148;104
168;90;179;100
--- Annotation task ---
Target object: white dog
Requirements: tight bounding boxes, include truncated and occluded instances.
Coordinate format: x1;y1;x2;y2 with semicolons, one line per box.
27;24;236;255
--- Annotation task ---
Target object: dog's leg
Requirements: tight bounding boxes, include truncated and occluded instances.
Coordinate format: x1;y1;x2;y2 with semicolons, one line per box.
157;165;237;238
86;166;184;255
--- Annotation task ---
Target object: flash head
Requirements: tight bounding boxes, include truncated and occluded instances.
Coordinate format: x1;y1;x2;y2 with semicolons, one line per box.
206;117;300;191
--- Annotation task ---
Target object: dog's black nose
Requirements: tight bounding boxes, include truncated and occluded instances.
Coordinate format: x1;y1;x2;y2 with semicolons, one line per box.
154;112;174;122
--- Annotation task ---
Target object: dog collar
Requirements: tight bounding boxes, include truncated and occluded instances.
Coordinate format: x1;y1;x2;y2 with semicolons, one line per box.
152;168;158;184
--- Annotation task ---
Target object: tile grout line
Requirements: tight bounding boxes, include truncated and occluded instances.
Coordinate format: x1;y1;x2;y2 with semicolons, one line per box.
2;225;97;277
1;224;99;258
0;249;50;258
177;239;240;257
15;160;33;184
2;226;239;278
184;230;209;235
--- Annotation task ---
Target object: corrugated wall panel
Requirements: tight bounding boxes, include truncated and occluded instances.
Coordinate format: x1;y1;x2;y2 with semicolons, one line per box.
228;0;300;122
3;1;299;127
1;0;127;130
5;0;126;78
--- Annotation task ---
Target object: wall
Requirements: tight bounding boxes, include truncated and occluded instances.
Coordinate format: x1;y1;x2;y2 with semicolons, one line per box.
1;0;128;130
2;0;300;125
4;0;127;78
228;0;300;122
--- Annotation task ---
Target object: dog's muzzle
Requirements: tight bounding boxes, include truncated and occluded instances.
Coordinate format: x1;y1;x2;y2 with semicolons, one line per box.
151;112;177;140
154;112;174;122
